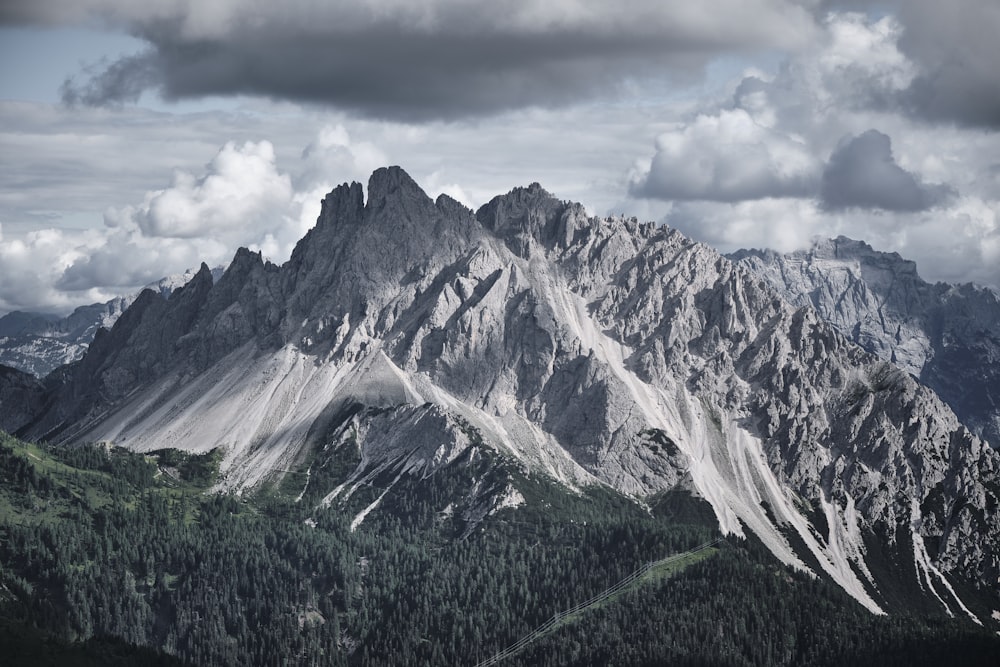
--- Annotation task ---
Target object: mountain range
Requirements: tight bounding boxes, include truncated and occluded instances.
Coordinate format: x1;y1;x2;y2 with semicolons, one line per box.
1;167;998;637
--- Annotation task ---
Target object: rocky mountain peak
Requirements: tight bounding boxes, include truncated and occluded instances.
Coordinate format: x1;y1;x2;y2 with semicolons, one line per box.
365;165;432;211
811;235;879;258
0;266;225;378
180;262;215;296
814;236;923;288
433;192;472;218
5;171;999;623
226;247;264;274
474;181;598;258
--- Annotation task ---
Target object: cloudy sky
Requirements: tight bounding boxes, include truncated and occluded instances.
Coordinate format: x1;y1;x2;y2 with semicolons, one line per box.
1;0;999;315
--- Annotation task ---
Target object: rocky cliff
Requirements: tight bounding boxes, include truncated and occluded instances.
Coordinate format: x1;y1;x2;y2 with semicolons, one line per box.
0;267;225;377
731;237;1000;450
8;169;999;622
0;364;45;434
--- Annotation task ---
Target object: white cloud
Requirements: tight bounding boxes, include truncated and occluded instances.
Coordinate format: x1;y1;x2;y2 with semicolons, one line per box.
628;10;1000;289
666;193;1000;289
631;109;820;202
631;13;919;205
666;198;829;254
0;127;397;314
299;124;390;191
816;12;915;104
900;196;1000;286
113;140;293;238
0;225;116;312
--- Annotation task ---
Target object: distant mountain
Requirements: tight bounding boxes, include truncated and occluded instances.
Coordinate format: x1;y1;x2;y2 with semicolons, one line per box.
0;267;225;377
730;237;1000;449
4;168;998;626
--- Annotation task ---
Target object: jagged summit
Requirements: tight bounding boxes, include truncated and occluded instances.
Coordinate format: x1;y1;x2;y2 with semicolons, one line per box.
316;180;365;227
475;181;603;258
366;165;433;210
3;169;999;622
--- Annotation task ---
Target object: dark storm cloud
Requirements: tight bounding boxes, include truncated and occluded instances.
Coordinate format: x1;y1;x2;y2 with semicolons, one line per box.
819;130;953;212
896;0;1000;128
25;0;821;120
65;31;691;120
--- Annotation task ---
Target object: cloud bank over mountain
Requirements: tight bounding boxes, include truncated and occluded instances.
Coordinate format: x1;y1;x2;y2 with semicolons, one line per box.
1;2;999;314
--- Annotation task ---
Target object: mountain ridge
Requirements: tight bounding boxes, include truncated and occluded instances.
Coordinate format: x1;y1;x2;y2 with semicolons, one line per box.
3;167;998;622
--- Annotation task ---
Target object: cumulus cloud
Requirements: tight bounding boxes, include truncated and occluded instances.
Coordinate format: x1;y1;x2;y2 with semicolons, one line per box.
630;109;820;202
299;125;389;189
108;140;293;238
667;193;1000;288
629;13;926;205
0;224;116;313
23;0;824;119
899;196;1000;285
819;130;953;212
812;10;916;112
86;139;309;282
812;2;1000;127
627;9;1000;289
666;198;828;253
628;13;966;213
728;12;916;138
54;231;213;292
0;128;396;314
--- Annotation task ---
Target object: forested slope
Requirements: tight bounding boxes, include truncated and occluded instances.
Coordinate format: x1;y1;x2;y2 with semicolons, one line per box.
1;433;997;665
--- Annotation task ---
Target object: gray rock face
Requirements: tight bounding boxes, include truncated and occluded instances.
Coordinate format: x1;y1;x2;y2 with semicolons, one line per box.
10;168;1000;620
730;237;1000;449
0;267;225;377
0;364;45;434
